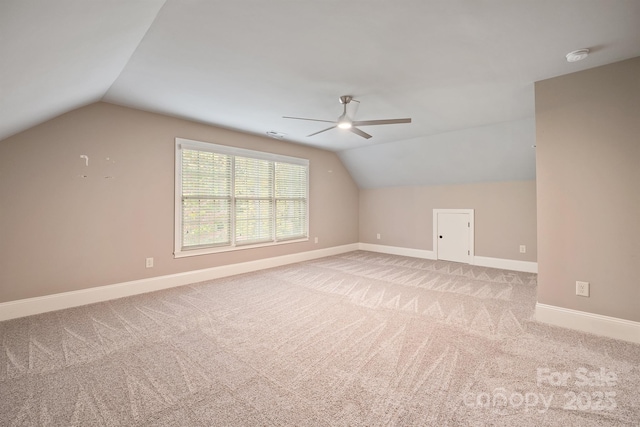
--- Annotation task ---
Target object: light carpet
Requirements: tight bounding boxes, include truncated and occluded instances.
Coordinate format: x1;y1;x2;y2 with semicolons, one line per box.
1;251;639;426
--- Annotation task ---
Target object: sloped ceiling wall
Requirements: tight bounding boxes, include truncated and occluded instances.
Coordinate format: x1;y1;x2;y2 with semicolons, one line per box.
0;0;165;140
2;1;639;189
341;117;535;188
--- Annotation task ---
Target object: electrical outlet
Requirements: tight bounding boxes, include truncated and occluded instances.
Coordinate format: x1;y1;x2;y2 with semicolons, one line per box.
377;233;381;240
314;237;318;244
146;257;154;268
576;281;589;297
520;245;526;253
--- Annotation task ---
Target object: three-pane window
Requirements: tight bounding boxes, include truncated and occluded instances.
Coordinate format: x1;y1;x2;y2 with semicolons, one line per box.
175;138;309;257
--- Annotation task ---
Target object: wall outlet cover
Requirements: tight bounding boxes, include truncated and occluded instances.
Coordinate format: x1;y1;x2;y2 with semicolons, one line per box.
576;281;589;297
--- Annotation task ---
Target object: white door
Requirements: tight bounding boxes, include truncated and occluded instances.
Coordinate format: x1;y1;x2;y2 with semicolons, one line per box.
437;212;470;263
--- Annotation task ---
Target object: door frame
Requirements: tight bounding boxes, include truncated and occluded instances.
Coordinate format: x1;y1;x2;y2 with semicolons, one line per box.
433;209;475;263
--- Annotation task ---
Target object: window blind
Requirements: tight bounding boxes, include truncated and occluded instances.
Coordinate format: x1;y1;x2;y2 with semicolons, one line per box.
275;162;308;240
181;149;231;249
234;156;274;245
176;139;309;256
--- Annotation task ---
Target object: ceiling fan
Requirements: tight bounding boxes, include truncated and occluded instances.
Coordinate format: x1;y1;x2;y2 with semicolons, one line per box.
283;95;411;139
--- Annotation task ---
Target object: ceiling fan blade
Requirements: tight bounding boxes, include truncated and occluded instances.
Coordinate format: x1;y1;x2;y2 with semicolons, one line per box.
283;116;336;124
307;126;336;137
352;118;412;127
349;127;372;139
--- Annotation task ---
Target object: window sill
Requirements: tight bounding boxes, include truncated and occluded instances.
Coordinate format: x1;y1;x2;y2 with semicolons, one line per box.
174;237;309;258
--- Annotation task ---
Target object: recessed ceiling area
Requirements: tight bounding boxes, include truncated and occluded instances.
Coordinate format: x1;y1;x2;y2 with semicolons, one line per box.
2;0;639;187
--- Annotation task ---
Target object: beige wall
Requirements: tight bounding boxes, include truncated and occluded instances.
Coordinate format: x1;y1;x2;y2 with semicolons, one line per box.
360;181;537;261
0;102;359;303
535;57;640;322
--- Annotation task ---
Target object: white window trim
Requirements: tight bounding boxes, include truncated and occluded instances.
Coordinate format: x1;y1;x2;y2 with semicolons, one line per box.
174;138;309;258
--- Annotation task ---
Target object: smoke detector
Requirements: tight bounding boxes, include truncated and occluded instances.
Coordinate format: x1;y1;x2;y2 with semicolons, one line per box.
566;49;589;62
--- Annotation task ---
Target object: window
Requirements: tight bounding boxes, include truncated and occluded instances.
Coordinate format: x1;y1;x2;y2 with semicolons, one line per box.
175;138;309;257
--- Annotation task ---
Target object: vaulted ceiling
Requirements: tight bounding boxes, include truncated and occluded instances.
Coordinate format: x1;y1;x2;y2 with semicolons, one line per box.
2;1;639;188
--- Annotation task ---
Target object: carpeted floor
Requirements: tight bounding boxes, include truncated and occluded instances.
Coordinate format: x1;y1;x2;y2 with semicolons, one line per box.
1;251;639;426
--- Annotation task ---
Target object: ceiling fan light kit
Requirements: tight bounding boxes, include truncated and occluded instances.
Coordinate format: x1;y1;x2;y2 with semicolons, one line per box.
337;113;352;129
283;95;411;139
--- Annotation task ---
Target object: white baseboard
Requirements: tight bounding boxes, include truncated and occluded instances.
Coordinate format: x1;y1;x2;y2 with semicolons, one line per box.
359;244;537;274
6;242;635;344
358;243;436;260
473;256;538;273
0;243;359;322
535;303;640;344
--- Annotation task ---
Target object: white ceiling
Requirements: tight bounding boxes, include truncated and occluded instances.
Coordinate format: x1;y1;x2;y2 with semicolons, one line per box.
2;0;640;188
0;0;165;141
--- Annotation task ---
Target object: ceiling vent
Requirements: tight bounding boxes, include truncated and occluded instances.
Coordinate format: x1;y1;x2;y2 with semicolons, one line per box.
266;131;286;139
